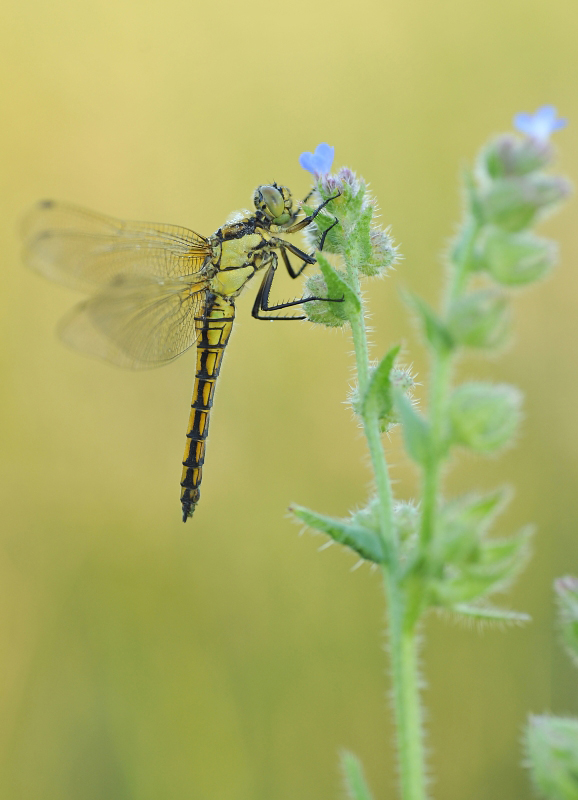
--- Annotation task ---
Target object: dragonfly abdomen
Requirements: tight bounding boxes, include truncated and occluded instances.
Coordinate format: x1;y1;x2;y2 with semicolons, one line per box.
180;295;235;522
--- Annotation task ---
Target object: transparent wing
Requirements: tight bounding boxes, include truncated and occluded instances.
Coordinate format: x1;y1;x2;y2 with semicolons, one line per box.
23;200;212;292
59;276;208;369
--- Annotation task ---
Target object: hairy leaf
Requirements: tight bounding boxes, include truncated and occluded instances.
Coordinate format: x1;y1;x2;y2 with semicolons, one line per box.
290;504;385;564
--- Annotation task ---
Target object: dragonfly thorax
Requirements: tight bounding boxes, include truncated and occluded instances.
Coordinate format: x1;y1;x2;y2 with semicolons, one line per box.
253;183;293;226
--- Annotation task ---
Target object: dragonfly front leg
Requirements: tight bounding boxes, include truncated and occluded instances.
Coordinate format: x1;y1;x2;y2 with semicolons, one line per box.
279;191;341;256
252;257;343;321
273;216;339;280
283;191;340;234
286;188;316;226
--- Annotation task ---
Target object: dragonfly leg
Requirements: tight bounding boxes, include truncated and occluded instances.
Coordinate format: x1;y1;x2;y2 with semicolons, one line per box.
276;200;339;270
318;217;338;252
252;259;343;321
270;238;317;270
287;188;316;226
282;191;340;234
273;216;338;279
280;245;310;279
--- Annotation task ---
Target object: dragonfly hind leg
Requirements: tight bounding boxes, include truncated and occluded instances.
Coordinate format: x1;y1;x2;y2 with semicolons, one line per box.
252;258;343;321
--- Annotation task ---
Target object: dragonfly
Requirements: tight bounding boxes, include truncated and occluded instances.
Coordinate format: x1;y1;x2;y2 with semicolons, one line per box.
23;184;340;522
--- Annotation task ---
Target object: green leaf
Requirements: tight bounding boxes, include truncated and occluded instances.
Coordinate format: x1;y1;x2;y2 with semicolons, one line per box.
430;526;532;607
433;487;512;567
449;382;523;454
447;288;511;350
525;715;578;800
302;203;344;255
452;604;530;624
345;204;373;269
480;177;539;232
316;252;361;313
403;290;455;354
446;487;511;531
340;751;375;800
361;344;401;418
478;227;557;286
555;577;578;668
290;504;385;564
462;168;485;224
394;390;432;466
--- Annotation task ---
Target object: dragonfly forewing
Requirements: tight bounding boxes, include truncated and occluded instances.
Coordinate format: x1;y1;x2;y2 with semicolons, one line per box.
23;200;211;292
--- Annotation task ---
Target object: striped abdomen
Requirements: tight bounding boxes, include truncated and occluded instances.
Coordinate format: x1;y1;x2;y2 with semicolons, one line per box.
180;295;235;521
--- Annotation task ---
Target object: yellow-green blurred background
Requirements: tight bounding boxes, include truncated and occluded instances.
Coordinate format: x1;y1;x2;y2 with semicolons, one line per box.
1;0;577;797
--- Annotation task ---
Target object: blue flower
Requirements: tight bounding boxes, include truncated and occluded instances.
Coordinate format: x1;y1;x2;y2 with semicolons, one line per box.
299;143;335;176
513;106;567;142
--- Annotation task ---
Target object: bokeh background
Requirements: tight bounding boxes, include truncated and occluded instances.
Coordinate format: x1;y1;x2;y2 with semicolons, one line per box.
1;0;577;797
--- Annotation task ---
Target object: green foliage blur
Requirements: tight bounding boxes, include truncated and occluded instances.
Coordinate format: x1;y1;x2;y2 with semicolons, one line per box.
525;578;578;800
1;0;577;798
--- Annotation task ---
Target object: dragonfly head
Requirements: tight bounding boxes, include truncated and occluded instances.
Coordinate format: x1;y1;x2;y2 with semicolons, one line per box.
253;183;293;226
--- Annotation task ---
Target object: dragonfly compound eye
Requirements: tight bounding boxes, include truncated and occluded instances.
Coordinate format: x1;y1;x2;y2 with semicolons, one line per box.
254;185;291;225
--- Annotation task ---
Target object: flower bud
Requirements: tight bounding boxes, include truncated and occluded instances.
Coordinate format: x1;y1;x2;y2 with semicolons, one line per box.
449;382;523;453
351;498;419;557
479;227;557;286
531;174;573;209
377;366;416;432
481;175;571;232
350;358;416;431
390;366;416;394
304;273;348;327
318;167;366;212
481;178;538;231
349;495;382;538
394;501;420;559
479;134;553;179
358;226;399;277
525;715;578;800
303;168;372;258
447;289;511;349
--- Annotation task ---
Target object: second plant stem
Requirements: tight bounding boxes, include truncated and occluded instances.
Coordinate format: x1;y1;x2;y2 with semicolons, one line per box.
420;215;479;547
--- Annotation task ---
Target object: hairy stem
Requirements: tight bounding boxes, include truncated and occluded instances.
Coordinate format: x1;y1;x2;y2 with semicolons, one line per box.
419;216;480;548
419;350;451;548
347;266;427;799
385;573;427;800
348;274;397;557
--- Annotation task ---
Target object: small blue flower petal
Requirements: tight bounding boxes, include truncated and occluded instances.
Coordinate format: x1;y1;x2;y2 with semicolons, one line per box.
513;105;567;142
314;143;335;173
299;143;335;176
299;151;318;174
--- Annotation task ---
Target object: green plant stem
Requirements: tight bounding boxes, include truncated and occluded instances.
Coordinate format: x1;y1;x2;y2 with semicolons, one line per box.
348;280;397;556
347;267;427;800
445;216;480;310
419;348;452;547
419;216;480;548
385;573;426;800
